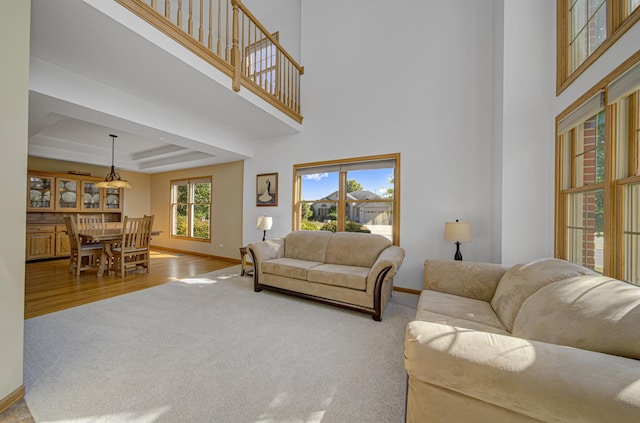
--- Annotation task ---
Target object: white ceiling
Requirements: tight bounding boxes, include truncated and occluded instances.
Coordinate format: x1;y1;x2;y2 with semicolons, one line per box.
28;0;300;173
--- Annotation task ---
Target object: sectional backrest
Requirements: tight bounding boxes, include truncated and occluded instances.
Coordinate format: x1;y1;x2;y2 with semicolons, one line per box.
512;275;640;360
490;258;596;332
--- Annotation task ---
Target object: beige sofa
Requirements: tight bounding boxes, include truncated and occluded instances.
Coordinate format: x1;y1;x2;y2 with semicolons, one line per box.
247;230;405;320
404;258;640;423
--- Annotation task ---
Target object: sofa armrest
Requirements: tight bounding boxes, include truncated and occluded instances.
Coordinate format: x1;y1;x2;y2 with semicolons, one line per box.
366;245;405;292
247;238;285;278
405;320;640;423
424;259;509;302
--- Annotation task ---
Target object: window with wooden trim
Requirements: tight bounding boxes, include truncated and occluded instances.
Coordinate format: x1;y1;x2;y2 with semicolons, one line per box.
245;32;279;95
557;0;640;93
293;154;400;245
569;0;606;74
170;177;212;241
612;61;640;284
624;0;640;19
556;58;640;284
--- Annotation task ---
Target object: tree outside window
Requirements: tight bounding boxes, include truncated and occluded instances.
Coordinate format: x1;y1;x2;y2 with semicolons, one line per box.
171;178;211;241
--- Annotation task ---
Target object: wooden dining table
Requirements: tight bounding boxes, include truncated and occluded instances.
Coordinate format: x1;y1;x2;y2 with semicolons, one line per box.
77;228;161;277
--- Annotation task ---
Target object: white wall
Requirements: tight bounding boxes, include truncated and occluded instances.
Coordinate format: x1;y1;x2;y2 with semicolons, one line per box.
243;0;507;290
1;0;29;405
499;0;556;265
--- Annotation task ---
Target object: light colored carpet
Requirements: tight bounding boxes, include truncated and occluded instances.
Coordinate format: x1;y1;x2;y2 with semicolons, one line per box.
24;266;418;423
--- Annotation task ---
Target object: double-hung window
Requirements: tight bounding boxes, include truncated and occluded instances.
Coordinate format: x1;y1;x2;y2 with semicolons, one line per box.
170;177;212;241
557;93;606;272
609;61;640;284
556;58;640;285
293;154;400;245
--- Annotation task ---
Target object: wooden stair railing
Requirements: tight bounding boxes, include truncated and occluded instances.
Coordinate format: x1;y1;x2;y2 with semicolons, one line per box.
115;0;303;123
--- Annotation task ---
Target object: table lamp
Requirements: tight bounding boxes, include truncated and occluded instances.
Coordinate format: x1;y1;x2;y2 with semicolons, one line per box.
443;219;472;261
257;216;273;241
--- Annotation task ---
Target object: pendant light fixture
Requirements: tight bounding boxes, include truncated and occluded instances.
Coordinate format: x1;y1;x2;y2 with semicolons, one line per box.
95;134;131;189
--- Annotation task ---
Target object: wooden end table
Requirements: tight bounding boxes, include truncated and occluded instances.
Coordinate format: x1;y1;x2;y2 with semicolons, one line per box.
239;247;253;276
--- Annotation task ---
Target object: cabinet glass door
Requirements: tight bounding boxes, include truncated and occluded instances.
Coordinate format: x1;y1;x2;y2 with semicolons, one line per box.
27;175;54;210
103;188;122;211
56;178;80;211
81;181;102;210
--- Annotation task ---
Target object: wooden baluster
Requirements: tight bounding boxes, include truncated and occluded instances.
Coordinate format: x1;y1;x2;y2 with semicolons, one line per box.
276;49;281;101
241;14;245;74
151;0;157;9
188;0;193;36
298;74;301;113
225;0;230;62
231;0;240;91
297;68;301;113
289;62;293;109
287;62;291;108
165;0;170;20
177;0;183;28
258;32;263;88
208;0;213;49
216;0;221;55
291;65;296;111
198;0;203;43
253;24;257;82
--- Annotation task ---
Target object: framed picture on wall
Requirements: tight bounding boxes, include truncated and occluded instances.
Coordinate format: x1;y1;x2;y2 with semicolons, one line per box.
256;173;278;206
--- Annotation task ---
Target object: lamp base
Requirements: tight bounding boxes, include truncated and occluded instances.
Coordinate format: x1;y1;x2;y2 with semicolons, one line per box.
262;230;267;242
454;241;463;261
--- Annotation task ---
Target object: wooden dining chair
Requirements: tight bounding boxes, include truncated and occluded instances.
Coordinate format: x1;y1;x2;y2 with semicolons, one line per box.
76;214;105;244
111;215;155;277
76;213;104;230
64;215;104;276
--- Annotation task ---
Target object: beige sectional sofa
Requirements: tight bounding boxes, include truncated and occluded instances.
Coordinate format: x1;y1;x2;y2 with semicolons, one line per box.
404;258;640;423
247;230;405;320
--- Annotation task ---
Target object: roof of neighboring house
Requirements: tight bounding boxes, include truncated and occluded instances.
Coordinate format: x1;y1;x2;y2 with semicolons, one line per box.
318;190;382;202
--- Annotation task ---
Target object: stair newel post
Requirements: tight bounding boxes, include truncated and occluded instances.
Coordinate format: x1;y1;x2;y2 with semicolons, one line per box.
231;0;241;92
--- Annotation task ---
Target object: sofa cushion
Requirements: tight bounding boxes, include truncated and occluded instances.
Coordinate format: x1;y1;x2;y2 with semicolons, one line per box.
261;258;323;281
324;232;391;268
490;258;595;332
424;260;509;302
307;264;369;290
417;290;508;334
284;230;332;263
513;275;640;360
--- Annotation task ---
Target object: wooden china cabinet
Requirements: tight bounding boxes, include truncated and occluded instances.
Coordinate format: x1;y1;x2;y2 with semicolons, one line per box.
26;170;124;261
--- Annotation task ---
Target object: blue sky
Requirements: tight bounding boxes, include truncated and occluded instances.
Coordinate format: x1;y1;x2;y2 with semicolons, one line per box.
302;168;393;200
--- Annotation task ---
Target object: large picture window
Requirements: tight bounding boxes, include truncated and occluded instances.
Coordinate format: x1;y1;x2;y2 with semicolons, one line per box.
556;57;640;285
293;154;400;245
170;177;212;241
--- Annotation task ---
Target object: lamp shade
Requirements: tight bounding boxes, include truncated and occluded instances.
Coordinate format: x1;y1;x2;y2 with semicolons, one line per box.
443;220;472;242
257;216;273;231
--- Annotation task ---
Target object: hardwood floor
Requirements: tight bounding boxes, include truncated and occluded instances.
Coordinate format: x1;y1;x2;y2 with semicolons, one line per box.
24;249;239;319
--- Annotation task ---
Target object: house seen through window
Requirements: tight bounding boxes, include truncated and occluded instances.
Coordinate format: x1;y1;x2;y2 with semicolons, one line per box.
293;154;400;245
